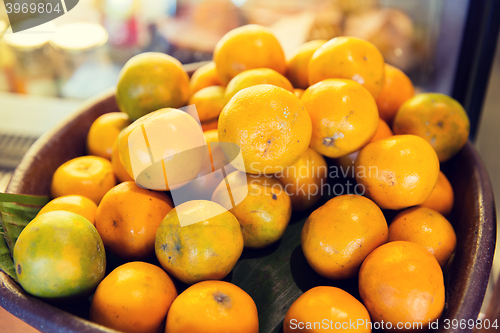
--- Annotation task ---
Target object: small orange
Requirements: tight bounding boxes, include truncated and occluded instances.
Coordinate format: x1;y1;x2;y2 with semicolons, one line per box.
419;171;454;216
214;24;286;84
218;84;312;174
369;118;393;143
111;137;134;183
388;207;456;267
189;86;224;122
301;195;388;279
283;286;371;333
212;171;292;248
37;195;97;225
90;262;177;333
393;93;470;162
118;108;206;190
335;118;393;174
359;241;445;328
116;53;190;120
293;88;304;98
223;68;293;105
203;129;219;143
95;181;173;260
87;112;131;159
155;200;244;284
375;64;415;124
301;79;379;158
51;156;116;204
165;280;259;333
286;39;327;89
309;36;385;98
355;135;440;210
276;148;328;211
190;61;223;95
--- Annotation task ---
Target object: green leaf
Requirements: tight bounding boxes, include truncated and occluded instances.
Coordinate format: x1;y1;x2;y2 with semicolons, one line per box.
0;193;50;280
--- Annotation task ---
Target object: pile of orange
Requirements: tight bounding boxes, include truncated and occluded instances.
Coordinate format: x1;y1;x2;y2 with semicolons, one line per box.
18;23;472;333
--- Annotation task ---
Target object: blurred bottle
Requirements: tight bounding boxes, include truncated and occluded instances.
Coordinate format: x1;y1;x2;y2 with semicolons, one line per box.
2;23;58;96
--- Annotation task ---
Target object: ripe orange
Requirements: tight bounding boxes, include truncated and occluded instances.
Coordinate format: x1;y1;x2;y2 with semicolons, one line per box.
293;88;304;98
189;85;224;122
201;117;218;132
190;61;223;95
50;156;116;204
87;112;131;159
369;118;393;143
116;53;190;120
301;195;388;279
223;68;293;105
155;200;244;284
359;241;445;328
95;181;173;260
301;79;379;158
393;93;470;161
309;36;385;98
214;24;286;84
218;84;312;174
420;171;454;216
37;195;97;226
212;171;292;248
165;280;259;333
90;262;177;333
118;108;206;190
283;286;371;333
276;148;328;211
111;137;134;183
286;39;327;89
375;63;415;124
355;135;440;210
388;207;456;267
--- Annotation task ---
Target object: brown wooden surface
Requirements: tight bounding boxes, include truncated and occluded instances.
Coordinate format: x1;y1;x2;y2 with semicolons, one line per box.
0;306;39;333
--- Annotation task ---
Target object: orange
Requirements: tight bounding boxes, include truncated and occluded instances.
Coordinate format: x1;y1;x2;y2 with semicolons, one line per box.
276;148;328;211
86;112;131;159
223;68;293;105
419;171;454;216
293;88;304;98
111;137;134;183
369;118;393;143
286;39;327;89
13;211;106;300
116;53;190;120
214;24;286;84
90;262;177;333
283;286;371;333
212;171;292;248
165;280;259;333
375;64;415;124
359;241;445;328
37;195;97;225
301;79;379;158
218;84;312;174
51;156;116;204
190;61;223;95
393;93;470;161
95;181;173;260
188;86;224;122
388;207;457;267
355;135;440;210
309;36;385;98
335;118;393;174
203;129;218;143
301;195;388;279
118;108;206;190
155;200;244;284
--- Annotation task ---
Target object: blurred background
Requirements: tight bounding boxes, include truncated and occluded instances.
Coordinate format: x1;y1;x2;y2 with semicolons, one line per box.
0;0;499;330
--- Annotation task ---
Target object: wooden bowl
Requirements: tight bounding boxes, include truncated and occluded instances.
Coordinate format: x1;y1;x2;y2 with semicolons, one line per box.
0;82;497;332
